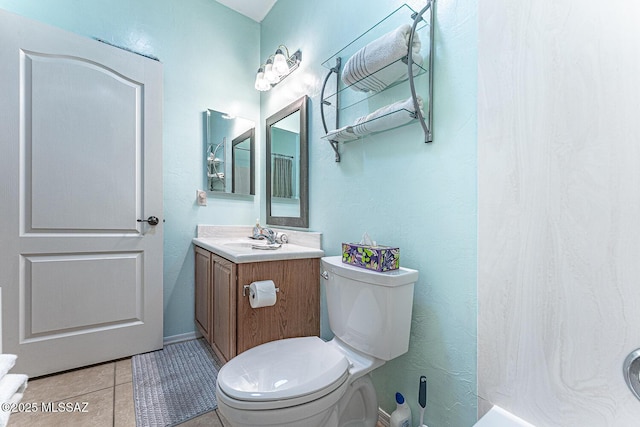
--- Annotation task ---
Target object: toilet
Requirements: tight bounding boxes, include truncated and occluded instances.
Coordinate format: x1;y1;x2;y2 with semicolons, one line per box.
215;255;419;427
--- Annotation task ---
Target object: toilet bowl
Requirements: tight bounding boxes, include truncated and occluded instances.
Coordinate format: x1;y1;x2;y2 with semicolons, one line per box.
216;256;419;427
216;336;379;427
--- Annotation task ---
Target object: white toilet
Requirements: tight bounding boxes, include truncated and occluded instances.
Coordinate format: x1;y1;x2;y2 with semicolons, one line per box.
215;255;419;427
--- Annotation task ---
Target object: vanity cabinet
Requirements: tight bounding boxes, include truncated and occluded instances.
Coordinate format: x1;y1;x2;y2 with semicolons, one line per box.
194;245;320;363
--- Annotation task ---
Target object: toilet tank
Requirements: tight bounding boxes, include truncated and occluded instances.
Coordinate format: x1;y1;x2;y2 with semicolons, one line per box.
321;256;418;361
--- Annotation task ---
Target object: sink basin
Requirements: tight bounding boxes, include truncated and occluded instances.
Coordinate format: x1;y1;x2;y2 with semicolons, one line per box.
223;241;281;250
223;242;254;249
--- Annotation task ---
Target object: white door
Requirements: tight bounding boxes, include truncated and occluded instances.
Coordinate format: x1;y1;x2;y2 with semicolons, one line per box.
0;9;163;377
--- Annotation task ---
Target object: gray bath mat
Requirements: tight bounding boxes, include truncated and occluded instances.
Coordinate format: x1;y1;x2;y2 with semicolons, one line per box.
132;339;223;426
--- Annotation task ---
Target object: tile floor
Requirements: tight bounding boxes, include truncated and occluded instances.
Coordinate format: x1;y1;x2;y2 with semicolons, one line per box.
8;358;231;427
8;356;385;427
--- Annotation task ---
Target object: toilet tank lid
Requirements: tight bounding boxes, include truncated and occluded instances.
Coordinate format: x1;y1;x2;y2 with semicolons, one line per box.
321;256;418;287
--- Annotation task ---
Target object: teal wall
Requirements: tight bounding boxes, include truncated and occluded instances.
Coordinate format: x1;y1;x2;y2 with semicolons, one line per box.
260;1;477;425
0;0;261;339
0;0;478;424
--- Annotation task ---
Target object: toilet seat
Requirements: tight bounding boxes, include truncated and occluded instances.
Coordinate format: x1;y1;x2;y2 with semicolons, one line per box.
217;336;350;410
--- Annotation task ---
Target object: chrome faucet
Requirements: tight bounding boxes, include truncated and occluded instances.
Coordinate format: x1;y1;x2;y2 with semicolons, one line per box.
253;226;277;244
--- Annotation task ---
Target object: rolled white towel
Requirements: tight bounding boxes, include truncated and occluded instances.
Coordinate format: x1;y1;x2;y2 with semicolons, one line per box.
323;125;357;143
342;24;423;92
352;96;424;136
0;356;16;381
0;373;28;427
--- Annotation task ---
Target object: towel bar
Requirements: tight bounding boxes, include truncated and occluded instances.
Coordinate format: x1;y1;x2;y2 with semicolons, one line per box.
408;0;434;143
320;57;341;162
319;1;435;161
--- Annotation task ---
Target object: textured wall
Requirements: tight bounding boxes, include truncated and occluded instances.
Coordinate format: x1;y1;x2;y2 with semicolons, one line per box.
260;1;478;425
0;0;261;338
478;1;640;425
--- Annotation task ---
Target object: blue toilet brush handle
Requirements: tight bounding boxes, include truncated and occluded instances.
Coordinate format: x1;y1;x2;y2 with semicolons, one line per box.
418;376;427;426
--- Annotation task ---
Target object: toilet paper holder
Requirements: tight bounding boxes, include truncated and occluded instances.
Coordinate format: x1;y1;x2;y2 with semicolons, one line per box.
242;284;280;297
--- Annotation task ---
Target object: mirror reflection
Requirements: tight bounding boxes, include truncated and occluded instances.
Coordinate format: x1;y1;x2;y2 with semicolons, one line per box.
270;110;300;217
266;96;308;228
205;110;255;195
232;128;255;195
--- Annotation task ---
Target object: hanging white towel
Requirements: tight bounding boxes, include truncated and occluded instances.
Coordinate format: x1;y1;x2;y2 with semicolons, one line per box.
0;374;28;427
323;125;357;143
352;96;424;136
342;24;423;92
0;356;16;381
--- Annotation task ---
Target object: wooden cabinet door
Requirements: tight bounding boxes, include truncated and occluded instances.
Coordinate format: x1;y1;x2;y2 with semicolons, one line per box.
211;254;237;362
236;258;320;355
194;247;212;343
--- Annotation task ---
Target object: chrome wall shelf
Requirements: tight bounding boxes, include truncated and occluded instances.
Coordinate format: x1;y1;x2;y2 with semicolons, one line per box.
320;1;435;162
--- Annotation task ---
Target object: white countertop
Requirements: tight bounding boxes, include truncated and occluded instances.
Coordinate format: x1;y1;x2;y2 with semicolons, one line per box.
193;225;324;263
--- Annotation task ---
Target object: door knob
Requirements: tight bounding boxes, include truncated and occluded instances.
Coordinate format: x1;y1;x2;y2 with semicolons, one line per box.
137;216;160;226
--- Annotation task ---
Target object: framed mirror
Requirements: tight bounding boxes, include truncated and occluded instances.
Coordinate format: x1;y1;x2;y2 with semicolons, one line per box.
205;109;255;195
266;95;308;228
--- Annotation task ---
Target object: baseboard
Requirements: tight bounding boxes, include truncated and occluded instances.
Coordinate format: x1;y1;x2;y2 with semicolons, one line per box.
163;331;201;346
377;407;390;427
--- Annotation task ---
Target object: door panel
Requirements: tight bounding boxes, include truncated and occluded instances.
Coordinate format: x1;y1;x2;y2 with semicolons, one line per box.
24;52;141;232
0;9;163;376
23;252;142;338
194;247;212;343
212;254;236;363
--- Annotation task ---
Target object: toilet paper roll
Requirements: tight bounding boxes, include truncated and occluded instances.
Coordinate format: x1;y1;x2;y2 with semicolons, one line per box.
249;280;277;308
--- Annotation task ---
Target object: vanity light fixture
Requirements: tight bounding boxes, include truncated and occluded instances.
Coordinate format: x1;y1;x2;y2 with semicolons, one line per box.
254;45;302;92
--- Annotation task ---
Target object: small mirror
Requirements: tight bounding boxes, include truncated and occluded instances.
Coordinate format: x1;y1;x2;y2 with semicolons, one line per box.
205;110;255;195
266;96;308;228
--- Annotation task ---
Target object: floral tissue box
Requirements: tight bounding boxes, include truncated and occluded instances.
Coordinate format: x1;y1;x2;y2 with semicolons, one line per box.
341;243;400;272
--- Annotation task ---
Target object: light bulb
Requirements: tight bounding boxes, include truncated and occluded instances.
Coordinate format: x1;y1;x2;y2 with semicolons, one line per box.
254;68;264;90
264;62;278;84
273;49;289;76
254;68;270;91
259;78;271;91
257;76;270;91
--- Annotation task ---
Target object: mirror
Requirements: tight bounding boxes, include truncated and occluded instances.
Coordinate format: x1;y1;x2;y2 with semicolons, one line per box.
205;109;255;195
266;96;308;228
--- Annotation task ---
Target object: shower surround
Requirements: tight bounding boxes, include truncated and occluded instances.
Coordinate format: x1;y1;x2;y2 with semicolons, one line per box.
478;0;640;425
